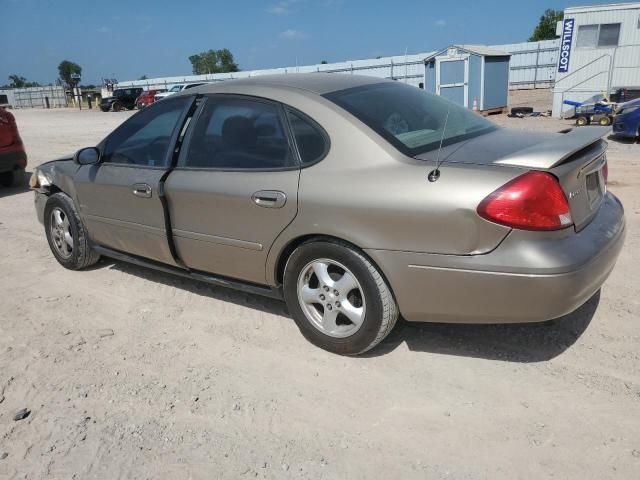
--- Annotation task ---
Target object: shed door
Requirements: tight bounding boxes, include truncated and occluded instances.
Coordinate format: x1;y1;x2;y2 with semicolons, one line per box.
436;56;469;108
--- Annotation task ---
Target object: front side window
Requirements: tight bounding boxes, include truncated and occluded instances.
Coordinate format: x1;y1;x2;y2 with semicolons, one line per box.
103;96;192;167
325;82;496;156
577;23;620;48
181;96;295;169
169;85;183;93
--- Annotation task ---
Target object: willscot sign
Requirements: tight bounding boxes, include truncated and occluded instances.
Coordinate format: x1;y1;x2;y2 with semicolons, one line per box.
558;18;575;73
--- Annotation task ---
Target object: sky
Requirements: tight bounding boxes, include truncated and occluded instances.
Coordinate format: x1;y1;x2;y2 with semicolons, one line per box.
1;0;610;86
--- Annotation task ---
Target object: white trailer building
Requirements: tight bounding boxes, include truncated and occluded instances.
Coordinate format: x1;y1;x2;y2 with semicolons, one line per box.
553;2;640;117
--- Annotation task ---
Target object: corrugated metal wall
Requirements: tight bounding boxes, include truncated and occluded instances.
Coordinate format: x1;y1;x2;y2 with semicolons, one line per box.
116;41;560;92
0;86;67;108
119;53;431;90
490;40;559;89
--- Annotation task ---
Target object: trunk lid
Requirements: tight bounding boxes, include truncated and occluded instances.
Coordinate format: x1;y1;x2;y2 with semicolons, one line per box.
414;126;610;231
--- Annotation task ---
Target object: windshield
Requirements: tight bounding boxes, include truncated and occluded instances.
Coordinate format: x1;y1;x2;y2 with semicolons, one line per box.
325;82;497;156
169;85;183;92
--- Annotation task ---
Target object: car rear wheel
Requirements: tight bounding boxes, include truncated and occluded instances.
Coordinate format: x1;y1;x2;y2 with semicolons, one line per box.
44;193;100;270
0;168;25;188
283;240;398;355
112;101;125;112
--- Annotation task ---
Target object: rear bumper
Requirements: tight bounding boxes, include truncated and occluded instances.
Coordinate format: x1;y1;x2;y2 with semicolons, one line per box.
366;193;625;324
0;149;27;173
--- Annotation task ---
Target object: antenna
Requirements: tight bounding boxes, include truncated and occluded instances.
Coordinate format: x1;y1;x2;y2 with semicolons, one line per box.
404;46;408;83
428;104;451;182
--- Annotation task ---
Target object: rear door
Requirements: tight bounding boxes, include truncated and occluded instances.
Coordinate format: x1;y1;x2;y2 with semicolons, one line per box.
74;96;194;264
164;95;300;284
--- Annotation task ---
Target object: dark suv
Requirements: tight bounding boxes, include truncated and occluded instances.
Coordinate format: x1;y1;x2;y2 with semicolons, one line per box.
100;88;144;112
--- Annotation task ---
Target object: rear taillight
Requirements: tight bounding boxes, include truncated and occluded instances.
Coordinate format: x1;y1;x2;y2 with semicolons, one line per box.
477;171;573;231
602;161;608;185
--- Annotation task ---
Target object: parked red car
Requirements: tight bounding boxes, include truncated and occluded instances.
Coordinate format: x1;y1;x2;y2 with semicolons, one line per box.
135;89;167;109
0;107;27;187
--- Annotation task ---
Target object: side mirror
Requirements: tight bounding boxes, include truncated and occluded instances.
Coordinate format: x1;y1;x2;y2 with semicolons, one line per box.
74;147;100;165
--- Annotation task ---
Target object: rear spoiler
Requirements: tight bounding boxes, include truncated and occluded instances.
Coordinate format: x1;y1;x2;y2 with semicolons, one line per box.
494;126;610;170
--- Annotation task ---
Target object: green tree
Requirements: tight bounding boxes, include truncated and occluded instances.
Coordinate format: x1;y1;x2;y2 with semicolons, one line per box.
139;75;149;80
58;60;82;87
320;60;328;64
188;49;239;75
529;9;564;41
7;75;40;88
8;75;27;88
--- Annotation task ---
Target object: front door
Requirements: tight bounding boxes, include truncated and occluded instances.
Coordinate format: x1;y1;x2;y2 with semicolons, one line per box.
74;96;194;265
436;56;469;108
164;95;300;284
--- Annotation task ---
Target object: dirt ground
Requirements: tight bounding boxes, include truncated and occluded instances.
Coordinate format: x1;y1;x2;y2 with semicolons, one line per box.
1;93;639;479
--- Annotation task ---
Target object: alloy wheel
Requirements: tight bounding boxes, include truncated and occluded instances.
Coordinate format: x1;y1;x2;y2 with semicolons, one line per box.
296;258;366;338
49;207;73;259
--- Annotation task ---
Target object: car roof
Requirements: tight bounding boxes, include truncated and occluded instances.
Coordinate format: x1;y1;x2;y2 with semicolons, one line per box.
178;73;391;96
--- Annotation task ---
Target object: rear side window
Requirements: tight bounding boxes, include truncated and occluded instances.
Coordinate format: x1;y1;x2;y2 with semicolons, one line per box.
181;96;296;170
286;109;329;165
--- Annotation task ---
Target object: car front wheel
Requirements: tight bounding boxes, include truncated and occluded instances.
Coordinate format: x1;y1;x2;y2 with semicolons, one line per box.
283;240;398;355
44;193;100;270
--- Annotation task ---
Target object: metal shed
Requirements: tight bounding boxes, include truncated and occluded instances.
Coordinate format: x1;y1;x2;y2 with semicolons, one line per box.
424;45;511;114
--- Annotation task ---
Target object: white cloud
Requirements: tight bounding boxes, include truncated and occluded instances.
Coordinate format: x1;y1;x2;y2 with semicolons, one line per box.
267;0;303;15
435;19;446;27
279;29;309;40
267;4;288;14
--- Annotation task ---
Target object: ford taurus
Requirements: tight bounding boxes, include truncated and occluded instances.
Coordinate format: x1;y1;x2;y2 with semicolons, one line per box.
30;74;625;355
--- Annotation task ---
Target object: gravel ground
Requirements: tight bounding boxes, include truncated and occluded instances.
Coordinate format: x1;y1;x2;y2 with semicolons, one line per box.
1;100;639;479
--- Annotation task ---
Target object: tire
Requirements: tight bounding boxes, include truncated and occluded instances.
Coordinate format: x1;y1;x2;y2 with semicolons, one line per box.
283;240;398;355
576;116;590;126
510;106;534;116
598;116;612;126
44;192;100;270
112;101;124;112
0;168;25;188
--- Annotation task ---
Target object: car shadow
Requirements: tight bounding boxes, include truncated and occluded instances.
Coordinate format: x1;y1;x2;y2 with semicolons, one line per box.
101;257;598;363
367;290;599;362
0;170;32;198
102;258;289;317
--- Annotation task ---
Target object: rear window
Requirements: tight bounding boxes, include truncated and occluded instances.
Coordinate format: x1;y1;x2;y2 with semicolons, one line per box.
324;82;496;156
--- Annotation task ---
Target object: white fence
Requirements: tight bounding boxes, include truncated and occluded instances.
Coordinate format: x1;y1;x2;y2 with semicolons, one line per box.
0;86;67;108
491;39;560;89
117;40;561;92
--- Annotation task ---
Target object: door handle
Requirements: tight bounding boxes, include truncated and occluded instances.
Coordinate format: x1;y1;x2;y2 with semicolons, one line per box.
132;183;152;198
252;190;286;208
